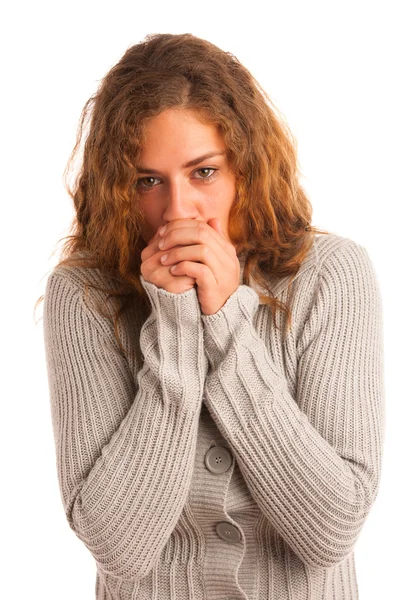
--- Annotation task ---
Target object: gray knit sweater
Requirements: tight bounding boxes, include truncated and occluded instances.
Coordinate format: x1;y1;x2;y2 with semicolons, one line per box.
43;232;385;600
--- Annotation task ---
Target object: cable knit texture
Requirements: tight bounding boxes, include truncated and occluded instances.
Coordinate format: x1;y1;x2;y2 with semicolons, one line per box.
42;232;385;600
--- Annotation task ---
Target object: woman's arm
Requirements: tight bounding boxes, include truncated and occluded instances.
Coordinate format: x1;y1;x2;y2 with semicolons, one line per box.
201;239;385;568
43;270;207;581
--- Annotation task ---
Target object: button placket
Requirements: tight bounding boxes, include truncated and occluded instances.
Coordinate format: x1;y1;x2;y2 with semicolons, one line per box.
190;411;247;598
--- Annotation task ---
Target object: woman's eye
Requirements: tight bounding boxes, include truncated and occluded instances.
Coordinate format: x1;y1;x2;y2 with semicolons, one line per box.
194;167;217;180
136;176;161;191
135;167;218;193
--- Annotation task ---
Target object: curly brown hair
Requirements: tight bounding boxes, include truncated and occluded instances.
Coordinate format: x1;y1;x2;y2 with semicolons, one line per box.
35;32;330;357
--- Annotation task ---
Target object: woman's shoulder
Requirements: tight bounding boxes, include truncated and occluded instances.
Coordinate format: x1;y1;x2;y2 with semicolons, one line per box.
312;232;381;302
312;231;368;263
268;232;375;298
42;256;131;346
44;253;120;300
311;232;378;286
42;255;125;330
296;231;370;274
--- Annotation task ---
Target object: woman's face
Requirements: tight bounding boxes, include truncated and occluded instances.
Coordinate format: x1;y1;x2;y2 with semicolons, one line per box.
136;108;237;248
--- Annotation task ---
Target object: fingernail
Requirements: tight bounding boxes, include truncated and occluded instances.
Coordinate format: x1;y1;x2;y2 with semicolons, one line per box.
160;253;168;262
159;225;167;236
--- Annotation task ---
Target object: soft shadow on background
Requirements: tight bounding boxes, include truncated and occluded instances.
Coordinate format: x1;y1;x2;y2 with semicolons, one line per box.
1;1;398;598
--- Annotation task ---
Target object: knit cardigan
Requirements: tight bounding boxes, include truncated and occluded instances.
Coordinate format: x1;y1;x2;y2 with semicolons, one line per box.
42;232;385;600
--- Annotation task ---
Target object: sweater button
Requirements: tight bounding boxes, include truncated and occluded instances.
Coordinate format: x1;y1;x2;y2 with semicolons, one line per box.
216;521;242;543
204;445;233;474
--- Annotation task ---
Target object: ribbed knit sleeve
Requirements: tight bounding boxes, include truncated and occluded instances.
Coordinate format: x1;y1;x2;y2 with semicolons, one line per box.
43;270;207;581
200;239;385;569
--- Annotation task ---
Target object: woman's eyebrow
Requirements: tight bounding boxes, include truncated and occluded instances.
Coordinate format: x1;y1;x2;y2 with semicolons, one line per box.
136;151;226;174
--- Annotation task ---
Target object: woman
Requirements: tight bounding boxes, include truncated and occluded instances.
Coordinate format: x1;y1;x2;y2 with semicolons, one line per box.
41;32;385;599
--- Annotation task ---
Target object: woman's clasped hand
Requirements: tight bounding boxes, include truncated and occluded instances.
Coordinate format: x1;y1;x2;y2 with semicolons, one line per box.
140;217;240;315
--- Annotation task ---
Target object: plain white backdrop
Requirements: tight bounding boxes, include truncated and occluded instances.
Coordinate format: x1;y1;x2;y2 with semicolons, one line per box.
1;0;398;598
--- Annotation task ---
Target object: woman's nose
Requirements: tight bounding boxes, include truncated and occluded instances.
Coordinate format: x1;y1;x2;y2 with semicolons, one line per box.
162;181;199;221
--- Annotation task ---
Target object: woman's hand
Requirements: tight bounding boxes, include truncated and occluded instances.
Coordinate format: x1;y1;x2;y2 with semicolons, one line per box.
140;226;197;295
141;218;240;315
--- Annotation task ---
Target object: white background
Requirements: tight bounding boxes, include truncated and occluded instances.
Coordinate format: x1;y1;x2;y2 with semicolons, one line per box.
1;0;398;598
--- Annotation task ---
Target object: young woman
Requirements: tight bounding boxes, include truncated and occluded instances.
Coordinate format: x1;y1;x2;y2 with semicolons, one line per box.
42;32;385;600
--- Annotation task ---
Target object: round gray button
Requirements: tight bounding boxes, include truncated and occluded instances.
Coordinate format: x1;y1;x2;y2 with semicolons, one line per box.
216;521;242;543
204;445;233;474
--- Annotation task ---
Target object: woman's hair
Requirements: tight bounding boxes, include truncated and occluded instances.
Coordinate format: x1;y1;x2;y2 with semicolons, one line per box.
35;32;330;356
